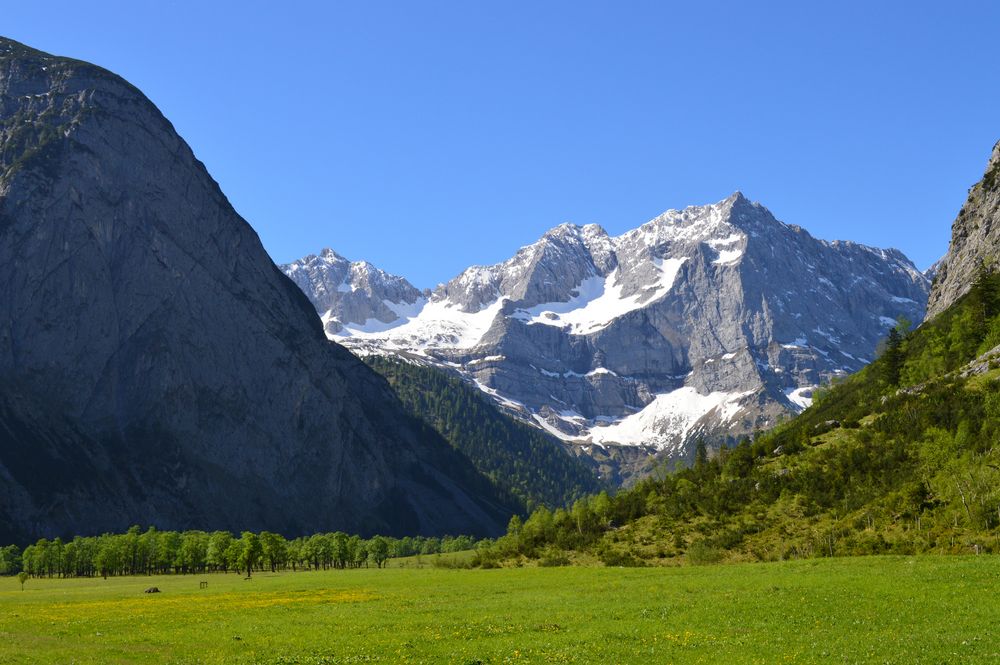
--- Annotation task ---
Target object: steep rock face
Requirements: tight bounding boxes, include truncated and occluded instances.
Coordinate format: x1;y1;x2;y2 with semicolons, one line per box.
287;195;930;476
926;141;1000;318
0;37;515;543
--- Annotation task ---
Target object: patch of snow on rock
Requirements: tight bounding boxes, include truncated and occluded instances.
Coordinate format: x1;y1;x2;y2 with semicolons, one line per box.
784;386;815;412
585;387;754;449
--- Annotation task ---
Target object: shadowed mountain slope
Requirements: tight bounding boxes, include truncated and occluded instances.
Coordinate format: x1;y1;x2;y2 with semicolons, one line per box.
0;37;516;543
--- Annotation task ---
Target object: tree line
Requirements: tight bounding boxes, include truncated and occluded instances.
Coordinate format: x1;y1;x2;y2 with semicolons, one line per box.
0;527;480;578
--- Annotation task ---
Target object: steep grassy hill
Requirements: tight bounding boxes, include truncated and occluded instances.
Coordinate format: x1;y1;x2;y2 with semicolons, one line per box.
481;272;1000;565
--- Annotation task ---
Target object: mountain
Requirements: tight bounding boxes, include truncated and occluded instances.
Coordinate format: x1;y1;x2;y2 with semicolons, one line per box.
481;270;1000;566
284;195;930;479
926;140;1000;318
284;249;426;336
364;356;603;510
0;36;518;543
479;142;1000;563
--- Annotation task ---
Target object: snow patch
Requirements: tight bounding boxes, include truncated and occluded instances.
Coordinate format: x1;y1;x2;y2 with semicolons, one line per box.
467;355;505;365
784;386;815;411
337;297;504;350
512;258;686;334
585;387;753;448
531;413;579;442
472;379;525;410
713;248;744;265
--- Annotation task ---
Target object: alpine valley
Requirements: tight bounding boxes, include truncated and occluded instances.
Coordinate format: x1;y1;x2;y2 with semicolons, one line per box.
284;195;931;481
4;10;1000;662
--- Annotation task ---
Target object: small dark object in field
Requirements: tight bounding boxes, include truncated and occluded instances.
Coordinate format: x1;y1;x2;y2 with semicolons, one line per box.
199;581;208;589
144;587;160;594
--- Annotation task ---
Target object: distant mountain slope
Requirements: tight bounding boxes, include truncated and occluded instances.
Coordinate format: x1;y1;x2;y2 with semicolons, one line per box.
926;140;1000;317
365;356;603;510
285;194;930;478
483;268;1000;566
479;141;1000;564
284;249;426;336
0;36;516;543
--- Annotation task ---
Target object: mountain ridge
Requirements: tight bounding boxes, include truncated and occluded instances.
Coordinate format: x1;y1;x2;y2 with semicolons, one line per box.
284;192;930;479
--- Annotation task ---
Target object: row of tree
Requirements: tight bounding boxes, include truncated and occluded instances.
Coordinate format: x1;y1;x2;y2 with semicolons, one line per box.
0;527;480;578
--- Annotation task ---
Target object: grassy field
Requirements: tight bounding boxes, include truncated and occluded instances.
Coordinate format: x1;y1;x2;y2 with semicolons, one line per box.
2;556;999;663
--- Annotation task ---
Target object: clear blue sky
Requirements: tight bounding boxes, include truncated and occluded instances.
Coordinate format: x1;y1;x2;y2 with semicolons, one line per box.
6;1;999;287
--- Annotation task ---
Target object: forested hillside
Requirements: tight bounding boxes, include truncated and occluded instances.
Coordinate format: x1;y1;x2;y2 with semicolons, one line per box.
365;357;603;511
479;271;1000;566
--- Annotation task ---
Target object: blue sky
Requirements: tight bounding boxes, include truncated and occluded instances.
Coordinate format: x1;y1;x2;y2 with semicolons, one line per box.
6;1;999;287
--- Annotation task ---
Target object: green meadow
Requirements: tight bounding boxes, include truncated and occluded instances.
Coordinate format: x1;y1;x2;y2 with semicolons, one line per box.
2;555;998;664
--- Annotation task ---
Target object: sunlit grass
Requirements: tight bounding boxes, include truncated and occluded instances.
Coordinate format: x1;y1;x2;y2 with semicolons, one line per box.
3;555;999;663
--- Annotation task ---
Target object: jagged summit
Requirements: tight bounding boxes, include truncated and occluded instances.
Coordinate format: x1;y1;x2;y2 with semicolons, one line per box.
286;195;930;479
318;247;348;261
281;249;424;336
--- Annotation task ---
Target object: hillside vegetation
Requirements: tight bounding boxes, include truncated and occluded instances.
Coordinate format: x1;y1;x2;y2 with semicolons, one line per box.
479;271;1000;566
366;356;602;510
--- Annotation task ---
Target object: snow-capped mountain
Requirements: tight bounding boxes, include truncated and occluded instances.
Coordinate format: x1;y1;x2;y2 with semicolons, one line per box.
283;249;425;335
283;193;930;479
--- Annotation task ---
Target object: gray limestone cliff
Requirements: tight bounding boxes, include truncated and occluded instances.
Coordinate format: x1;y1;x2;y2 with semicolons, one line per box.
926;141;1000;318
0;37;515;543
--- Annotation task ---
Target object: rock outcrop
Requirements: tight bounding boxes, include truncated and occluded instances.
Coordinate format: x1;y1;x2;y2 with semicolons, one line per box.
926;141;1000;318
0;37;516;543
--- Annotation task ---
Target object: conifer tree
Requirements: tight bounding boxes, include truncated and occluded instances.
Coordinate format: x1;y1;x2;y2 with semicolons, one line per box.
881;326;905;387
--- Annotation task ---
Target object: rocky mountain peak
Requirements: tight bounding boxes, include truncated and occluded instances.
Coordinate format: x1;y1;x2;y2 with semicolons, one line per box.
318;247;349;262
286;194;931;479
542;222;583;239
989;139;1000;170
281;250;423;336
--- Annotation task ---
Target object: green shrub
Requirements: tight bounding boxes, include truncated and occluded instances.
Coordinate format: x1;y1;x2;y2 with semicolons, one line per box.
538;549;571;567
596;545;646;567
686;540;724;565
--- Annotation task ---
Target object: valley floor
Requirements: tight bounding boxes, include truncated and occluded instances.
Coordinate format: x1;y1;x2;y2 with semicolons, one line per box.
2;556;998;663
